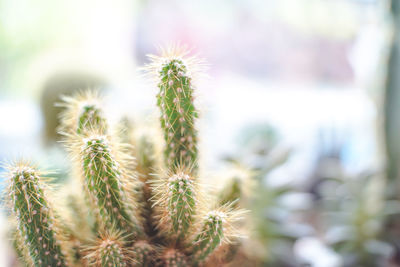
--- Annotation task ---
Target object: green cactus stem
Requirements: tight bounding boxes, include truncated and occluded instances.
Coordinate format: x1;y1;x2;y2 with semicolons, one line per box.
81;134;142;236
192;205;245;265
154;55;198;172
167;171;196;239
153;170;196;241
7;163;67;266
192;210;226;264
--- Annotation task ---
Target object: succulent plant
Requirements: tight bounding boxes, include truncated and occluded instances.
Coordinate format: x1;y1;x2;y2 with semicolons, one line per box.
4;46;246;267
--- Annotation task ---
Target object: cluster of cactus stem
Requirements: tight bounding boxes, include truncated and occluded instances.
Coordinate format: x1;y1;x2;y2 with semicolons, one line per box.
4;46;245;266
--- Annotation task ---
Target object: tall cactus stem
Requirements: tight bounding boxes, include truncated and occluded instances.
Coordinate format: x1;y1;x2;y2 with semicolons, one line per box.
147;46;202;173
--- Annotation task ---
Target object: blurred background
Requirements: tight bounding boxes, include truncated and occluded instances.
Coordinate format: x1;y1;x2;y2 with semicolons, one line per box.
1;0;400;266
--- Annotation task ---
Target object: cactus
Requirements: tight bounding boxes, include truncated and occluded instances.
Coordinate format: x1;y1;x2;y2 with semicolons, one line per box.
4;45;246;266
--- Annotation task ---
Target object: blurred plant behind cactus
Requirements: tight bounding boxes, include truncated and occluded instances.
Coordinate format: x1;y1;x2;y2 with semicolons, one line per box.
319;171;400;267
306;130;400;267
385;0;400;190
218;122;400;267
220;123;308;266
3;46;248;267
38;71;107;185
40;71;107;145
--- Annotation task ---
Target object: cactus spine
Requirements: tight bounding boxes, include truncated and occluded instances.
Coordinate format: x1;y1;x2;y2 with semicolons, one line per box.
6;163;67;266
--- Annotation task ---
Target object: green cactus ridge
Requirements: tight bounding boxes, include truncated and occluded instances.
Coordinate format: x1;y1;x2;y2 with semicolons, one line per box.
81;135;141;236
157;58;198;172
8;164;67;267
192;210;226;263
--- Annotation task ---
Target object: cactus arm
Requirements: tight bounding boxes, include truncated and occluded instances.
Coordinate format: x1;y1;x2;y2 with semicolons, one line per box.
157;59;198;170
7;163;67;266
58;90;107;136
167;172;196;239
81;134;142;236
152;170;196;241
77;104;107;134
191;205;246;264
191;211;225;264
148;48;200;173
